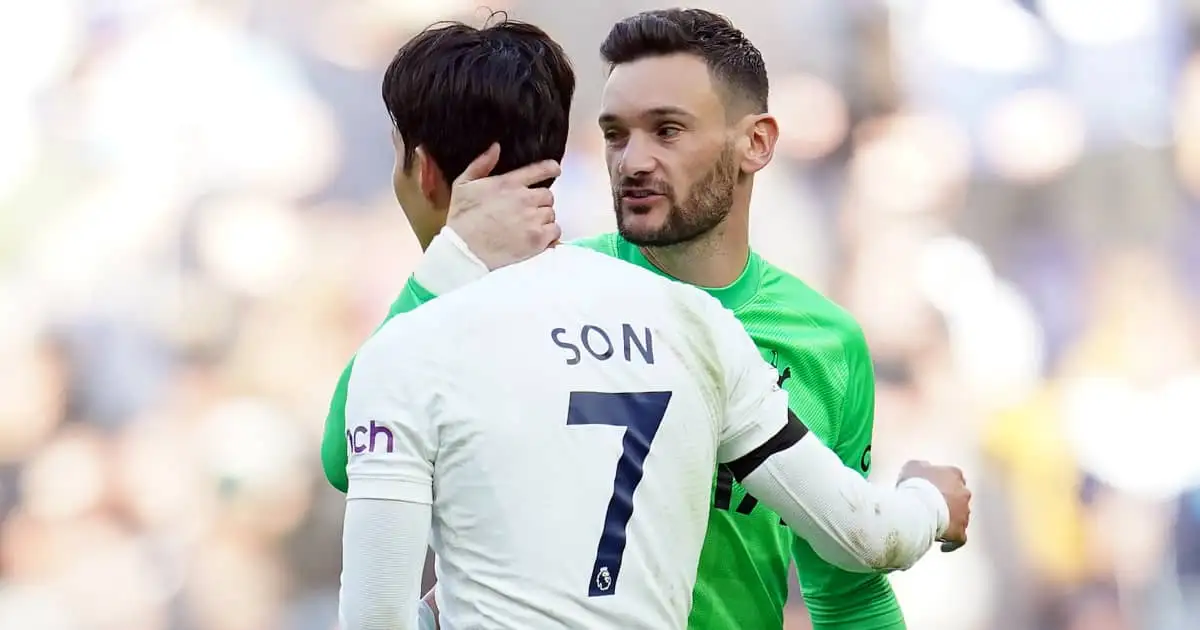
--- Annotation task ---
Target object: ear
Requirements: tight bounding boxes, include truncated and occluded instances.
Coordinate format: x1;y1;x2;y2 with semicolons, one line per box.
735;113;779;176
415;146;452;208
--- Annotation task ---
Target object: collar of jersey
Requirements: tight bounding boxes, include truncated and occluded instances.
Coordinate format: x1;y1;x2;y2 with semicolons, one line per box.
613;235;762;311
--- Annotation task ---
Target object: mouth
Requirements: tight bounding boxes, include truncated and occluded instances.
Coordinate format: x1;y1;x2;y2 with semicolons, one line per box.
620;189;665;204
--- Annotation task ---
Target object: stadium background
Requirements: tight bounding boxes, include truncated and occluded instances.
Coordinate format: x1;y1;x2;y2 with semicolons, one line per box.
1;0;1199;629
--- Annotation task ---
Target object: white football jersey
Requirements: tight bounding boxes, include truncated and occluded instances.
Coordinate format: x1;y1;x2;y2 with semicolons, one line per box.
345;245;789;630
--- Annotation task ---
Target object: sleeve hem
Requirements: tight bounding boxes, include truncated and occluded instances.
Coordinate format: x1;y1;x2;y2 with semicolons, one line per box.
347;475;433;504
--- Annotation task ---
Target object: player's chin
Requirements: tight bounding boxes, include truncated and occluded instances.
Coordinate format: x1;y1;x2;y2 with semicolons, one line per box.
618;217;671;245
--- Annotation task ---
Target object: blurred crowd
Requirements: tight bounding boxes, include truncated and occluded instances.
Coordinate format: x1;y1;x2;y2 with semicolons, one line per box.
2;0;1200;629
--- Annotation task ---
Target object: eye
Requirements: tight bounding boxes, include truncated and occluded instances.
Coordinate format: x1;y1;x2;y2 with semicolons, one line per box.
602;128;627;144
656;125;683;140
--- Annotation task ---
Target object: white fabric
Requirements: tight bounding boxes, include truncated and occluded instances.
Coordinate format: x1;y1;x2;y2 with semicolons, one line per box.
741;434;948;573
412;227;490;295
340;245;947;629
343;246;788;629
416;599;438;630
698;284;949;572
340;498;431;630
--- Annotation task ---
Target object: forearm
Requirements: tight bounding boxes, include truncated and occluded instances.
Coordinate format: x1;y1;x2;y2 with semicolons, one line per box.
409;227;490;298
740;434;947;573
340;498;430;630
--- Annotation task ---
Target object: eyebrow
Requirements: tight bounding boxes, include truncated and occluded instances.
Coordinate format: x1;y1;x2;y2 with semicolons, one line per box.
599;106;695;125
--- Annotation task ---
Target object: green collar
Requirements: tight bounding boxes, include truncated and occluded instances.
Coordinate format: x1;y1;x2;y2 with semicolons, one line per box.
613;236;762;311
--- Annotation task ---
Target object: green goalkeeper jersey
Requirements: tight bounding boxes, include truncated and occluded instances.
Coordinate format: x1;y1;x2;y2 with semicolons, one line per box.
322;233;904;630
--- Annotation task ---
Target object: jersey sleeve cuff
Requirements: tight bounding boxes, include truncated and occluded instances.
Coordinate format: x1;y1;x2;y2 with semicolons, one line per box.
897;477;950;537
347;475;434;505
412;227;491;296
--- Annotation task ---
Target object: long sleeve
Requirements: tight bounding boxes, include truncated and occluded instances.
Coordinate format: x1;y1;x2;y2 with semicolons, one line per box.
341;323;440;630
340;498;432;630
739;434;948;573
703;290;947;573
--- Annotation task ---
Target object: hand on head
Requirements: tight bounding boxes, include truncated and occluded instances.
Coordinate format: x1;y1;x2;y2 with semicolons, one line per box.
446;144;563;270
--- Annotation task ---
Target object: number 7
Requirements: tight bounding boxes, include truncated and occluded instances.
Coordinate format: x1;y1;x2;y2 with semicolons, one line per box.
566;390;672;597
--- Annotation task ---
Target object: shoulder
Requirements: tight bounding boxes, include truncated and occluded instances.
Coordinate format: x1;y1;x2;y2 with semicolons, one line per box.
354;308;446;385
754;258;868;357
555;243;626;270
556;244;697;298
750;259;875;445
758;259;864;340
566;232;621;256
756;259;861;336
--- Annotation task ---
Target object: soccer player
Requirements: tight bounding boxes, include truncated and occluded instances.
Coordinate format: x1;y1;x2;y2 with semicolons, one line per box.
332;13;969;630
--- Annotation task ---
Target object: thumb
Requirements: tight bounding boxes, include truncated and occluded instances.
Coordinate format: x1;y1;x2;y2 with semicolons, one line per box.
455;143;500;185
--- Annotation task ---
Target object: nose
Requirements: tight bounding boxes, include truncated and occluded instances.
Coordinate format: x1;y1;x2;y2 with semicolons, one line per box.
618;132;656;178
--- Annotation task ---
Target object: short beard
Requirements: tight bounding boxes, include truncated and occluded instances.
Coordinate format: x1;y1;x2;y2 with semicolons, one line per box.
614;144;738;248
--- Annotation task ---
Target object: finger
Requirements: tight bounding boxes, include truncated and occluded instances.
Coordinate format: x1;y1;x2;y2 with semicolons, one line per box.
524;204;555;225
521;187;554;209
541;221;562;247
524;219;560;248
455;143;501;185
497;159;561;188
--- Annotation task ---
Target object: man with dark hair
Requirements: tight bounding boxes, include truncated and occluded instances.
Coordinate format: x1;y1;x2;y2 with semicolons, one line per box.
376;18;572;252
333;13;970;630
589;9;916;630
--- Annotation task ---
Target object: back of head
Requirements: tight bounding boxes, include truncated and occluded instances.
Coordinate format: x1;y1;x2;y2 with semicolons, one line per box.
600;8;768;114
383;16;575;185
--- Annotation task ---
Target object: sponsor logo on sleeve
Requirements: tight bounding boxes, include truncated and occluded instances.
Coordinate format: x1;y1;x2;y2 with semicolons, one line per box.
346;420;395;455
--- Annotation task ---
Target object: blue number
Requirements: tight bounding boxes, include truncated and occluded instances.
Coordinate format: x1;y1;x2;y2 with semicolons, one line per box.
566;390;672;597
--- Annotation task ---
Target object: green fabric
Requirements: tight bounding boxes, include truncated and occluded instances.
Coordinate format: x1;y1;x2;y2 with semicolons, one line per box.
321;232;902;629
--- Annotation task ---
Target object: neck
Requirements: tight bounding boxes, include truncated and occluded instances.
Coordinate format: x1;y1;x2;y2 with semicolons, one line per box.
642;189;752;288
416;213;450;252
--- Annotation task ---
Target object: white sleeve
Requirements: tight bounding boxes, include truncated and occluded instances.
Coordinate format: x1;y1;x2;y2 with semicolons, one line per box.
411;226;491;296
345;325;437;504
702;293;949;573
739;436;949;573
340;498;431;630
701;294;791;463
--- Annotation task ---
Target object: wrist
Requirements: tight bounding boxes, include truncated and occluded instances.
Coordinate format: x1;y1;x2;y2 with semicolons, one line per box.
897;477;950;538
413;227;491;296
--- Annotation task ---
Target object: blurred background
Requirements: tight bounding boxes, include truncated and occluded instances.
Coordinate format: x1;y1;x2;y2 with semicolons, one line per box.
1;0;1199;628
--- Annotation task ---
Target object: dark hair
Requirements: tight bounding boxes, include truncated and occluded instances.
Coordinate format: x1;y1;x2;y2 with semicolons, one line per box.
383;17;574;186
600;9;768;113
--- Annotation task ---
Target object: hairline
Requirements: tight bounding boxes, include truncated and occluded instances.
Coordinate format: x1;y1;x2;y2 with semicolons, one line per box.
604;51;764;122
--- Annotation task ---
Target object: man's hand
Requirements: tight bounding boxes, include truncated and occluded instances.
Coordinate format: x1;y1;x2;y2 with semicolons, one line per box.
447;143;562;270
898;460;972;552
